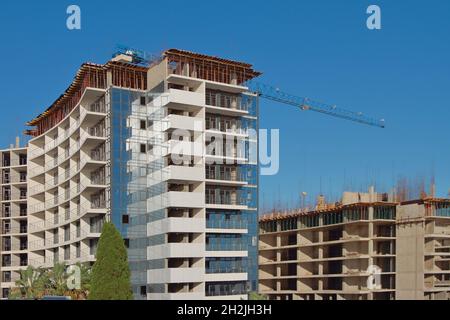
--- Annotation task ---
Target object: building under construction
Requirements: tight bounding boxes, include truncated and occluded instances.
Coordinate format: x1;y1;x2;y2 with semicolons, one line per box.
259;187;450;300
1;48;261;299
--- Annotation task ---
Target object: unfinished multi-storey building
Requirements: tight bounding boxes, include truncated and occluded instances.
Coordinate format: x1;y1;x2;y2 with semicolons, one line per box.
0;140;28;298
4;48;260;300
259;188;450;300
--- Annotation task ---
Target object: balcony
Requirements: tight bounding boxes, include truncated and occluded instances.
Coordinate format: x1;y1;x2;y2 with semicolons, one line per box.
147;217;205;237
163;114;202;132
205;168;247;186
206;219;248;231
147;292;204;300
165;140;203;158
89;99;106;113
205;193;247;210
166;88;204;107
205;282;248;297
206;242;247;252
147;243;204;260
206;90;250;112
165;165;204;182
88;125;106;138
165;191;204;209
147;268;203;284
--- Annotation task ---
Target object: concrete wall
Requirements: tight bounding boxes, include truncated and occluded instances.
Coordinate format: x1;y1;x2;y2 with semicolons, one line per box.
395;203;425;300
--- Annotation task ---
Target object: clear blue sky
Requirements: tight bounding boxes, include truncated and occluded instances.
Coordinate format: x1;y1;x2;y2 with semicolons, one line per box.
0;0;448;211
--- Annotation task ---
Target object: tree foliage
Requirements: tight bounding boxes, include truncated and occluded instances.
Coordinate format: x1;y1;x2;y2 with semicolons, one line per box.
89;222;132;300
248;291;268;300
9;263;91;300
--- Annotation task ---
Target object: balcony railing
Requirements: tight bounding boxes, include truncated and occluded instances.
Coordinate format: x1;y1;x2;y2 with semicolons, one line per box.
206;266;246;274
205;91;250;111
205;195;245;206
206;219;247;230
206;242;247;251
205;283;248;297
89;99;106;113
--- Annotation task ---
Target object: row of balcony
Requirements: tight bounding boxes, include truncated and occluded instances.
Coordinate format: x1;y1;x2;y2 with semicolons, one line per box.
29;130;106;178
1;258;28;268
27;226;102;251
1;173;27;184
28;183;106;214
30;108;105;158
1;243;28;252
1;157;27;167
1;209;27;218
1;226;27;234
29;100;106;159
28;152;106;196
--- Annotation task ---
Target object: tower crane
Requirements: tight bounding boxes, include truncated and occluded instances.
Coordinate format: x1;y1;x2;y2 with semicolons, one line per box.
114;45;385;128
246;81;385;128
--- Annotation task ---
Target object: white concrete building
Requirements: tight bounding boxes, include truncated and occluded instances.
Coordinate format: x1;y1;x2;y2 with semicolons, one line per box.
0;48;261;300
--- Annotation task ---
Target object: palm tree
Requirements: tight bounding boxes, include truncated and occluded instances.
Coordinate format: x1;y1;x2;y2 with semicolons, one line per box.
15;266;46;299
47;263;68;296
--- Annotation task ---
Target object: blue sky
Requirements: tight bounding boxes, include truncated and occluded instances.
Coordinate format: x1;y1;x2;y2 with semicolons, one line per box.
0;0;448;210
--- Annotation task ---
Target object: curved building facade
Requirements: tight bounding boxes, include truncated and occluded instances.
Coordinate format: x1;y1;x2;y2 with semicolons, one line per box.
18;49;261;300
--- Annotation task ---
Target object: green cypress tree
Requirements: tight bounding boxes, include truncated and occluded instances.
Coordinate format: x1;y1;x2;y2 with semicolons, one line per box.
89;221;132;300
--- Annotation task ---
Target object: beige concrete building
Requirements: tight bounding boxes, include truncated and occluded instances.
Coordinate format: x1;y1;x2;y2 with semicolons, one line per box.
0;142;28;298
259;188;450;300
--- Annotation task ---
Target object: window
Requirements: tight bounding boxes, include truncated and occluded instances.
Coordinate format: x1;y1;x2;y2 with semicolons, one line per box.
2;288;10;299
20;204;27;216
140;96;146;106
19;154;27;165
20;188;27;199
124;238;130;248
140;120;147;130
122;215;129;224
75;242;81;258
140;144;146;153
2;271;11;282
64;245;70;260
140;286;147;296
